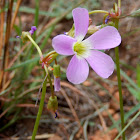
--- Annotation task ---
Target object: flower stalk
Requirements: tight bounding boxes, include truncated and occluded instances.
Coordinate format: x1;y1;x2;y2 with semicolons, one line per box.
26;34;42;57
89;10;109;15
31;73;47;140
114;19;125;140
26;34;55;139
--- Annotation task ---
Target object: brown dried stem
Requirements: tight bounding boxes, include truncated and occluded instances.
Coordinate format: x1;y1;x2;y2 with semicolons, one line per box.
2;0;14;87
11;0;22;29
0;0;5;88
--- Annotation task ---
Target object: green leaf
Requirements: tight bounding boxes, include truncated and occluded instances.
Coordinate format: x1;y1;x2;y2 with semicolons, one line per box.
130;9;140;17
120;69;140;91
0;87;11;96
127;85;140;101
18;6;58;17
137;63;140;87
13;24;21;34
5;57;40;71
109;102;140;130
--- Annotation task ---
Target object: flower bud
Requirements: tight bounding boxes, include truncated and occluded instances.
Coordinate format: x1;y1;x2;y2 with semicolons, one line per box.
21;31;30;42
53;64;60;78
31;26;37;31
53;64;61;91
47;96;58;112
29;26;37;35
54;77;61;91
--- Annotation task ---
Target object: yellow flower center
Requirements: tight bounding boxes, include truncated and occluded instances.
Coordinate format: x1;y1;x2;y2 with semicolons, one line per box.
73;42;87;57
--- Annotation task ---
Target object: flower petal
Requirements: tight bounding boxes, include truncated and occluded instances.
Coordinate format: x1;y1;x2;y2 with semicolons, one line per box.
83;26;121;50
66;55;89;84
86;50;114;78
54;77;61;92
72;8;89;41
52;35;76;55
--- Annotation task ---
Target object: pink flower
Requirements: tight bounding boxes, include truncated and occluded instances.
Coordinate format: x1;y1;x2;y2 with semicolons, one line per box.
52;8;121;84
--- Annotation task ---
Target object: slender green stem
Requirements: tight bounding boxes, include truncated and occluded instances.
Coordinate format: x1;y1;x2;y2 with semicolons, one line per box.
31;73;47;140
114;111;140;140
27;34;42;57
114;19;125;140
89;10;109;15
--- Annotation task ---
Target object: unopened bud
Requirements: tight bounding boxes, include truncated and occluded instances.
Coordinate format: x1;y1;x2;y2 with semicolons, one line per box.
54;77;61;91
47;96;58;112
21;31;30;42
53;64;60;78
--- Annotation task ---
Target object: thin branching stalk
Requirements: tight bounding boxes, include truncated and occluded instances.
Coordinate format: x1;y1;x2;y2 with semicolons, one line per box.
114;18;125;140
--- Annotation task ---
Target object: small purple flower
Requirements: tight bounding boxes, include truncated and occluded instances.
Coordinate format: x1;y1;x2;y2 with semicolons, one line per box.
31;26;37;31
16;36;21;38
52;8;121;84
29;30;34;35
54;77;61;91
29;26;37;35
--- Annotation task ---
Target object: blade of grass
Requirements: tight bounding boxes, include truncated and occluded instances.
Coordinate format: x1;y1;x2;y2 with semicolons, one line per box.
108;103;140;130
0;87;11;96
5;57;40;71
0;109;20;131
18;6;57;17
114;111;140;140
136;64;140;87
120;69;140;90
33;0;39;40
40;26;55;50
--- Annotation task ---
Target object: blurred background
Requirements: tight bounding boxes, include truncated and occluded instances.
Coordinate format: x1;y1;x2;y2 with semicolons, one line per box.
0;0;140;139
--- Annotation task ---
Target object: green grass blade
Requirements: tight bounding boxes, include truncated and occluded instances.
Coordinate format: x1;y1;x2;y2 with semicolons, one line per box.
109;103;140;130
5;57;40;71
114;111;140;140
